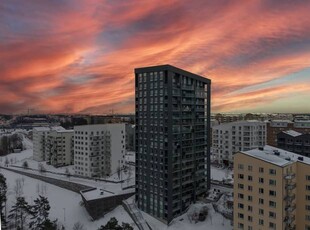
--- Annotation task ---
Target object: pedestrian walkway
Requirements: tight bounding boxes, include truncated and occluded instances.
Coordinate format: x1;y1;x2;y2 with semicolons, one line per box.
123;200;152;230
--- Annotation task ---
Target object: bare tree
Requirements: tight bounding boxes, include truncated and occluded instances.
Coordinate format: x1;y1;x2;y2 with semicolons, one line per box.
73;222;86;230
38;163;46;174
5;157;9;166
13;178;24;198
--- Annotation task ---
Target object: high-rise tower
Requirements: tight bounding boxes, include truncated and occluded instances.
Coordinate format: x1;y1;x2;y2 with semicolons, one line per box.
135;65;211;223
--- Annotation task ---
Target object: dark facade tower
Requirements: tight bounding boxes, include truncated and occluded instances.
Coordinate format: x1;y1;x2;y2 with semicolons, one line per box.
135;65;211;223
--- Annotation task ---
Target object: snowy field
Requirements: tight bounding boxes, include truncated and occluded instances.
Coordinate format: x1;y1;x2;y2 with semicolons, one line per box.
1;168;137;229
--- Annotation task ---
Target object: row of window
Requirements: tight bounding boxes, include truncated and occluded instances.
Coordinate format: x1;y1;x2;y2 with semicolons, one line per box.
238;164;277;174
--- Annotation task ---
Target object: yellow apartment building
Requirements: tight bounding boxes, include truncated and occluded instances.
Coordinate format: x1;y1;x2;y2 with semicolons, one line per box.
234;145;310;230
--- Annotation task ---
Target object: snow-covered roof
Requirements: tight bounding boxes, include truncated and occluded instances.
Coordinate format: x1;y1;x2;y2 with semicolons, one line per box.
33;127;50;131
240;145;310;167
81;187;135;201
282;130;302;137
270;120;293;123
33;126;65;132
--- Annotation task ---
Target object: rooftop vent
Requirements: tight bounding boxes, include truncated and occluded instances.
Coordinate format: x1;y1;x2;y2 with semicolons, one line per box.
285;157;291;161
298;156;304;161
273;150;280;156
100;191;104;195
258;147;264;151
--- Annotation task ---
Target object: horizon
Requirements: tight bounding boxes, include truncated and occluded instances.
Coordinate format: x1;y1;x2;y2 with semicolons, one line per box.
1;1;310;114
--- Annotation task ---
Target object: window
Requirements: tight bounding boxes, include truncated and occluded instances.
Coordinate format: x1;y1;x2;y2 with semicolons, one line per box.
238;193;244;199
269;201;276;208
238;223;244;229
259;188;264;194
238;203;244;209
269;179;276;186
259;167;264;173
269;211;276;219
307;175;310;181
269;222;276;229
248;175;253;181
306;185;310;190
248;206;253;212
269;190;276;197
238;213;244;219
238;164;244;170
269;169;276;175
259;219;264;226
248;216;253;222
259;209;264;215
248;196;253;202
238;174;244;179
248;185;253;191
259;198;264;204
248;165;252;171
238;184;244;189
306;195;310;201
259;178;264;183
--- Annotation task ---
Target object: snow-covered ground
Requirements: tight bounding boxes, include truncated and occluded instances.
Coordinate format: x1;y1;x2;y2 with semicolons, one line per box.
142;202;232;230
1;168;138;229
210;166;233;182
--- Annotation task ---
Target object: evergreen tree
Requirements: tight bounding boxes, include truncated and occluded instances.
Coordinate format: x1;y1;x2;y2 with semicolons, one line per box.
97;217;133;230
8;197;30;230
121;223;133;230
0;173;7;228
41;219;58;230
29;196;51;229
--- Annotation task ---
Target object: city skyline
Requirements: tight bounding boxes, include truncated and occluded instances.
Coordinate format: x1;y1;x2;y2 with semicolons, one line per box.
1;0;310;114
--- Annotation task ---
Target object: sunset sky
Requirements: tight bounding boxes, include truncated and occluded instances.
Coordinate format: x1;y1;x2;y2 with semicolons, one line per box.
1;0;310;114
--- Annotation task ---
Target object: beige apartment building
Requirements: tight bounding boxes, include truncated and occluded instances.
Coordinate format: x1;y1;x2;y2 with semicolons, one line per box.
46;129;74;167
234;145;310;230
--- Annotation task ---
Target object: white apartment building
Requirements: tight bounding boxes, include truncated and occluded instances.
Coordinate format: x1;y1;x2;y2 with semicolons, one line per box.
74;124;126;178
46;129;74;167
212;120;266;166
33;126;65;161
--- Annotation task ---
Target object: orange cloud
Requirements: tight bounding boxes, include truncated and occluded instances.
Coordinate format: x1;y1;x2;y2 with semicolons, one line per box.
1;0;310;114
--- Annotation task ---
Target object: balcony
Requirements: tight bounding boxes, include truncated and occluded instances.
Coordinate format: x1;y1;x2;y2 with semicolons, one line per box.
182;85;194;90
284;173;295;180
284;194;296;202
285;183;296;190
284;215;295;225
172;89;181;96
285;204;296;212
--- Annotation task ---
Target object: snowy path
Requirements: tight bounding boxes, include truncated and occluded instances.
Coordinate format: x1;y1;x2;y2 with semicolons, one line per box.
0;166;94;193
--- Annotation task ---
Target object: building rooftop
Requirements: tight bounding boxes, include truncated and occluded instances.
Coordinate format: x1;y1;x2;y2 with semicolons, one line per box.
241;145;310;167
134;64;211;84
269;120;293;123
81;187;135;201
282;130;302;137
33;126;65;132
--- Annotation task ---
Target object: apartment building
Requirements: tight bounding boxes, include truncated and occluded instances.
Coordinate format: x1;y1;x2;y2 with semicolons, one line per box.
277;130;310;157
33;126;65;161
135;65;211;223
267;120;310;147
213;113;243;124
234;145;310;230
45;129;74;167
212;121;266;166
74;124;126;178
